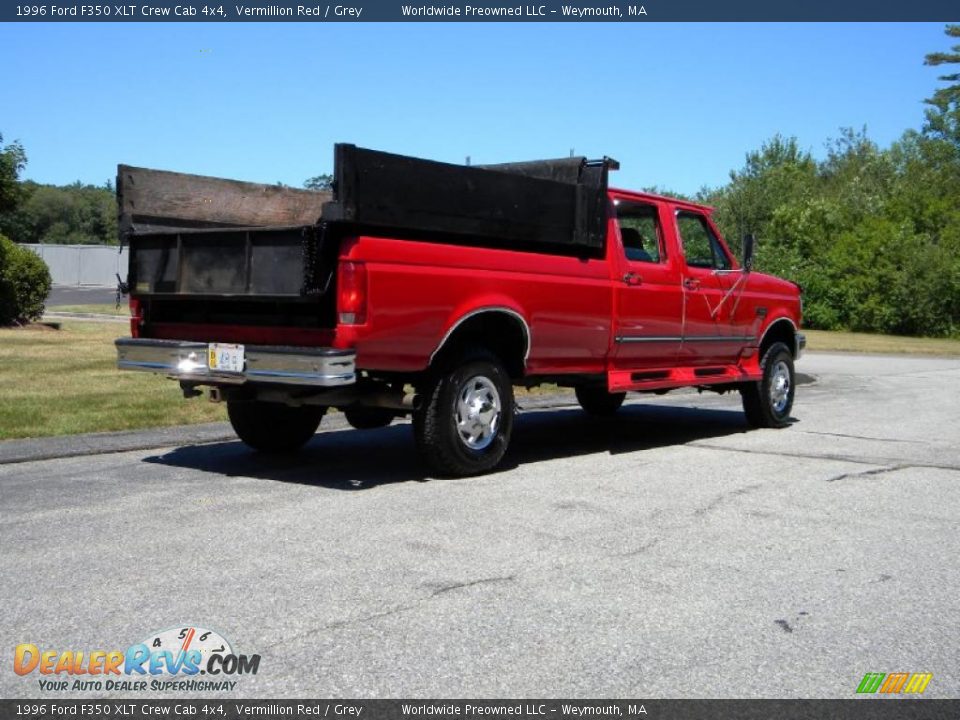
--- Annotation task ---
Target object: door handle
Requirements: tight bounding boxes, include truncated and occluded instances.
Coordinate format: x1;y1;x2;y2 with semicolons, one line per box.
683;277;701;290
623;272;642;286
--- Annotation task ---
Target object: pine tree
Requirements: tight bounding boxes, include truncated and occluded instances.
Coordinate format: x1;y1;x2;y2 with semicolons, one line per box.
924;24;960;145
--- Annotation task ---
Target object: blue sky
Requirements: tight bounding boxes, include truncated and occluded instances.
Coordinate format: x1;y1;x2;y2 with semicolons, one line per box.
0;22;951;194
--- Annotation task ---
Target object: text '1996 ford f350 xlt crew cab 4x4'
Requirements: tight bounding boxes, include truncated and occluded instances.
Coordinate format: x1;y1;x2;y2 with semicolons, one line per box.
115;144;804;477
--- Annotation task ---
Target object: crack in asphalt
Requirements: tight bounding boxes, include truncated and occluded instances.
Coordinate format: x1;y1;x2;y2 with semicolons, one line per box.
693;483;764;517
796;430;928;445
825;465;907;483
553;499;609;515
427;575;516;596
262;574;517;650
321;603;420;632
615;538;661;558
688;442;960;473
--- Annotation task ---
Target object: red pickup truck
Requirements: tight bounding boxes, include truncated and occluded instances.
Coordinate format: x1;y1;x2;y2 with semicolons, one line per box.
115;145;804;477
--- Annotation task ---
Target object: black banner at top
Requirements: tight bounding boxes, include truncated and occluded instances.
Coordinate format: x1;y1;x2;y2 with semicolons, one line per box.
3;0;959;22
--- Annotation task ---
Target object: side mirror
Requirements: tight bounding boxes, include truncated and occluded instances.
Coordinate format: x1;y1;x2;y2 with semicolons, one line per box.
742;234;755;272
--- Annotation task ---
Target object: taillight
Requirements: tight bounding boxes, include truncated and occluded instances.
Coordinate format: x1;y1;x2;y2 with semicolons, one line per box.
129;297;142;338
338;261;367;325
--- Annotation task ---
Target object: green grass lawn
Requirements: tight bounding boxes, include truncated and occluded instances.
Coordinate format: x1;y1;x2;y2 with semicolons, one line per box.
1;320;957;441
0;321;224;440
804;329;960;356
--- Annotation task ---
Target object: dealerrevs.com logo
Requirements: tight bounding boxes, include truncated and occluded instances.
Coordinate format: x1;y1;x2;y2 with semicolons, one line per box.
14;626;261;692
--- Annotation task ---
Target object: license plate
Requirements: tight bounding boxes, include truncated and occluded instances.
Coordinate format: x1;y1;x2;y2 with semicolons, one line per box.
208;343;245;373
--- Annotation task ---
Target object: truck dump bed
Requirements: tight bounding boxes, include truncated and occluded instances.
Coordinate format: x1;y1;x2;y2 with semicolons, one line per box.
118;165;330;298
119;145;617;332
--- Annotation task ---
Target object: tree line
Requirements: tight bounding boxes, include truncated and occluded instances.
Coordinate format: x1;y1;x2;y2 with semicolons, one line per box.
704;127;959;337
0;177;117;246
702;25;960;337
1;26;957;336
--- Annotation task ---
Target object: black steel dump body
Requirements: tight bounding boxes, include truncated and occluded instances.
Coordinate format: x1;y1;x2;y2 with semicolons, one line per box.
322;144;615;252
119;145;617;326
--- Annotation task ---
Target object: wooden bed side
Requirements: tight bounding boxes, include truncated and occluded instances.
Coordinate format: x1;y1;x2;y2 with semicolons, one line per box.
117;164;331;233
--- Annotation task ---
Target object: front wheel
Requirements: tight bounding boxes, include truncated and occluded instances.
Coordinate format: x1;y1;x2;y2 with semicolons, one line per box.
413;349;514;477
227;400;325;453
740;342;795;428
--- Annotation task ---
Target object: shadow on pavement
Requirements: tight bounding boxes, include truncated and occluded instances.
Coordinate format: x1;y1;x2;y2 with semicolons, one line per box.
143;403;754;490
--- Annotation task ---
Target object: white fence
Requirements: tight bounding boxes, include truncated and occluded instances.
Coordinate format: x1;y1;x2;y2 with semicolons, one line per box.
20;244;128;288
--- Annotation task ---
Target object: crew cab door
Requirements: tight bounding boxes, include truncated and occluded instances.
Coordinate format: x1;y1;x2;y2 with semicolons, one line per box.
674;210;748;365
611;198;684;369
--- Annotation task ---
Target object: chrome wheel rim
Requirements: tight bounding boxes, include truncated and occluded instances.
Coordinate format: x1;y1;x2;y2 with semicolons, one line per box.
769;360;791;414
455;375;501;451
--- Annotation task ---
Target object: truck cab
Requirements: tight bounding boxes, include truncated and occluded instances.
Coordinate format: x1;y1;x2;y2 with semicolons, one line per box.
609;190;802;373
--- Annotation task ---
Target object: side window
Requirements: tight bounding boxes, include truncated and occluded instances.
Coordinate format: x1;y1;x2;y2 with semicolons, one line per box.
615;201;663;264
676;212;731;270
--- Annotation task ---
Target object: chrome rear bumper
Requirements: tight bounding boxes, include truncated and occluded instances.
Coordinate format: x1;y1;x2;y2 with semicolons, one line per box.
796;332;807;359
116;338;356;387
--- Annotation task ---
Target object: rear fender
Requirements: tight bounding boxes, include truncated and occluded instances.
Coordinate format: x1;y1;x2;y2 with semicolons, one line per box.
430;298;531;370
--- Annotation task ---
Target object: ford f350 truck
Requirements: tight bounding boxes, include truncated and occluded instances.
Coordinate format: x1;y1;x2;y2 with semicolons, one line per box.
115;144;804;476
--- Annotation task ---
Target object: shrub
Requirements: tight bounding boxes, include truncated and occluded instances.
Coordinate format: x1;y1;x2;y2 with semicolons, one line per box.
0;234;51;325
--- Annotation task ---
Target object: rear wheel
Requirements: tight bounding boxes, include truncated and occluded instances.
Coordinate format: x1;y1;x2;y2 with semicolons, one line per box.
227;400;325;453
413;349;514;477
575;385;626;416
741;341;795;428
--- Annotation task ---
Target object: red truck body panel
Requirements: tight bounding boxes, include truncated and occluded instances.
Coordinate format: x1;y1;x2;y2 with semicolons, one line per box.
325;190;801;386
335;233;613;375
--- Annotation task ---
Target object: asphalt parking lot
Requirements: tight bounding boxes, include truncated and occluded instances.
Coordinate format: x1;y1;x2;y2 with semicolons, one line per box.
46;285;117;306
1;352;958;699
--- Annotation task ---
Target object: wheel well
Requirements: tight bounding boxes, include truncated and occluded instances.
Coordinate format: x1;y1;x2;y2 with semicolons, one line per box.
760;319;797;359
432;310;529;379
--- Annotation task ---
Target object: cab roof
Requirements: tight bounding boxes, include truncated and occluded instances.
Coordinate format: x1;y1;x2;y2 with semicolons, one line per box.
609;187;715;214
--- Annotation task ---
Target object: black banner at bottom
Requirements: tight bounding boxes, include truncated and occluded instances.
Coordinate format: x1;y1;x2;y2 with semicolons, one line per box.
3;699;958;720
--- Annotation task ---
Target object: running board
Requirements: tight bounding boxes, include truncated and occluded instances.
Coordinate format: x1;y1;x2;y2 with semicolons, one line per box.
608;363;762;393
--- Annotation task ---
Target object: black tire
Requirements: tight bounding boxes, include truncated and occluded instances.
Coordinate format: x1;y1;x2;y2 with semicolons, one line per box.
343;406;395;430
740;342;795;428
575;385;626;416
413;349;514;477
227;400;325;453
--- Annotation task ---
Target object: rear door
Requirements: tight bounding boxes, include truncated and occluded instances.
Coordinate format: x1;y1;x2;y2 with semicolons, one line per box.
611;198;684;369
